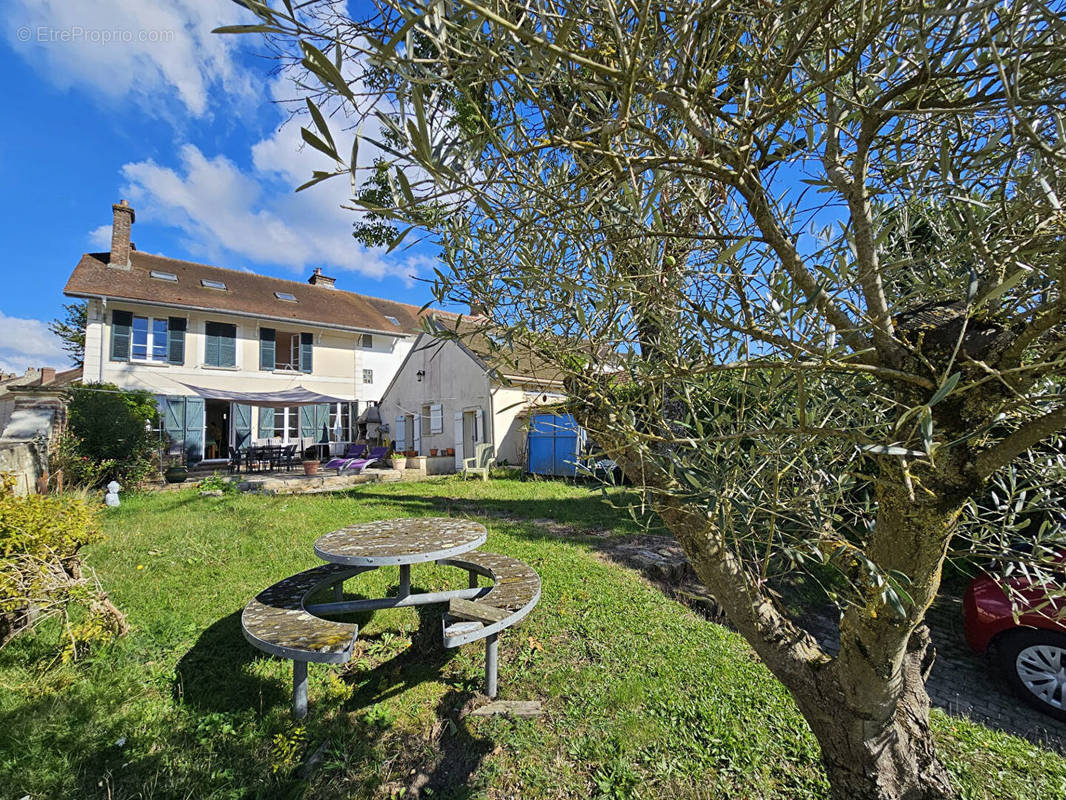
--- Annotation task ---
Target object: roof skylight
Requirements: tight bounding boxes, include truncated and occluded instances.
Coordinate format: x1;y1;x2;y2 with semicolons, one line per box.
150;270;178;282
201;279;227;290
384;315;400;326
275;291;297;302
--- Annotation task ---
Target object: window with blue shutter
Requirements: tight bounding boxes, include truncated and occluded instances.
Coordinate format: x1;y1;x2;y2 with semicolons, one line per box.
110;310;132;361
299;332;313;373
259;327;275;370
205;322;237;367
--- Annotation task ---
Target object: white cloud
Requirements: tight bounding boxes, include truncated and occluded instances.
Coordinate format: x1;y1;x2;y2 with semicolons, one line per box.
0;312;70;375
88;224;111;250
119;138;428;285
4;0;254;116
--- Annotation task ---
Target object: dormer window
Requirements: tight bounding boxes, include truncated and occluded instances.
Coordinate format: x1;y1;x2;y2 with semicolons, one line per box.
384;315;400;326
201;279;227;290
275;292;297;302
150;270;178;282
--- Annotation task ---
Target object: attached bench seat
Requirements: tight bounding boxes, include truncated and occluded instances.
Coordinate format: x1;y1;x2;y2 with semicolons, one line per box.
241;562;370;717
437;550;541;697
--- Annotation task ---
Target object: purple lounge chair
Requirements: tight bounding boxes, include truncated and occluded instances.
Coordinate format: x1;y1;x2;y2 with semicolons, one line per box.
324;444;367;472
340;446;389;474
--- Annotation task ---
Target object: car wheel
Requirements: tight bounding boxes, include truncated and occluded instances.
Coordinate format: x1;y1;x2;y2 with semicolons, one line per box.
997;628;1066;722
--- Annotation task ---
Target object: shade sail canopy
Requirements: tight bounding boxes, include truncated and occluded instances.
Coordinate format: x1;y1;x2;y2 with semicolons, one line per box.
177;383;353;408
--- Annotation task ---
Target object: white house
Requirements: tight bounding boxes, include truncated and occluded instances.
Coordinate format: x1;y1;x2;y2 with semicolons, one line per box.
376;320;566;470
63;201;443;464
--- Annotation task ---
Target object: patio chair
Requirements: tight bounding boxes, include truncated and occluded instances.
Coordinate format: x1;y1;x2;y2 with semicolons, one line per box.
324;444;367;473
339;446;389;475
228;445;246;474
461;444;496;481
280;443;299;472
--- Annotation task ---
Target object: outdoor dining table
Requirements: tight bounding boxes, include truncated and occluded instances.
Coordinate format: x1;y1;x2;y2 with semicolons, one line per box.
242;516;540;717
307;517;489;612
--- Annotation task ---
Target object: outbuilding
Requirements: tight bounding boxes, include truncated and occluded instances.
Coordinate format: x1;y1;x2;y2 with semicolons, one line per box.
376;319;566;471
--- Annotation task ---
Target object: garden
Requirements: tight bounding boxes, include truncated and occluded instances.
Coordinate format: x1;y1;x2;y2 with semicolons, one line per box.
1;477;1064;799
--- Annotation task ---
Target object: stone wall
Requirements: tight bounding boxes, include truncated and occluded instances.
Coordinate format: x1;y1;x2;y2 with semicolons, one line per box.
0;441;45;496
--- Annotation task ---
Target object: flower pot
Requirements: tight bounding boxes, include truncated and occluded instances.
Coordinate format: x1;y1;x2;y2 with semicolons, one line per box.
406;450;417;458
446;448;455;457
164;466;188;484
302;460;320;476
430;449;439;456
391;456;407;470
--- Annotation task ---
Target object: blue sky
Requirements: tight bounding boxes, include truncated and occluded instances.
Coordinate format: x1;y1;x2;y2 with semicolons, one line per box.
0;0;438;375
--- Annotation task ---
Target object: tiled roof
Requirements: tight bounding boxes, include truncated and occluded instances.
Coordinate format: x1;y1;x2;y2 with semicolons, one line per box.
431;317;567;385
64;251;449;335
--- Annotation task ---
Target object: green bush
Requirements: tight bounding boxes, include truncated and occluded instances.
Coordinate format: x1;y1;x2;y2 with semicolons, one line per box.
0;475;126;656
56;383;159;488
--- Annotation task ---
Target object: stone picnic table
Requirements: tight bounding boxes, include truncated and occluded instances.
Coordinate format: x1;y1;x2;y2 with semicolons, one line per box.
241;517;540;717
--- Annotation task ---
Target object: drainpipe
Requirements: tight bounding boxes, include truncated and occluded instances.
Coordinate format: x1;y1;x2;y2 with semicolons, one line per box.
99;297;108;382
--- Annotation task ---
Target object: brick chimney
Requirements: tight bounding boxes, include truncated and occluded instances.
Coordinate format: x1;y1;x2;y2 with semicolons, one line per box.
308;267;336;288
39;367;56;385
108;200;135;270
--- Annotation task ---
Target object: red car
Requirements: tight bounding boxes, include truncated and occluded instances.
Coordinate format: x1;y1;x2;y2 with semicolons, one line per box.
964;570;1066;720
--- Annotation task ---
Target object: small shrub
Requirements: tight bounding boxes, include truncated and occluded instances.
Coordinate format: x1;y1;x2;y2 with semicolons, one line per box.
0;475;126;654
198;473;237;495
50;432;116;489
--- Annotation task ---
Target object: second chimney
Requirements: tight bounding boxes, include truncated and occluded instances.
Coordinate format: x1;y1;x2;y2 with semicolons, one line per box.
109;200;135;270
308;267;336;289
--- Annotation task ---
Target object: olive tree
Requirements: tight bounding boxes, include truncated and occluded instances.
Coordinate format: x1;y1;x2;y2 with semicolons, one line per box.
223;2;1066;797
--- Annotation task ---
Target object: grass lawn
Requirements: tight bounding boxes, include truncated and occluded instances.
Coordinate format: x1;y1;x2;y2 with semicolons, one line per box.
1;477;1064;799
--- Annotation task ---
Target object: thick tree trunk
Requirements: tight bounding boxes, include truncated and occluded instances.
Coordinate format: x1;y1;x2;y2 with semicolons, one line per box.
800;628;954;800
632;452;968;800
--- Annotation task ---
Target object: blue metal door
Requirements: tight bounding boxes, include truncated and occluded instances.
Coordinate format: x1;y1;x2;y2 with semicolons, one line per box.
526;413;581;476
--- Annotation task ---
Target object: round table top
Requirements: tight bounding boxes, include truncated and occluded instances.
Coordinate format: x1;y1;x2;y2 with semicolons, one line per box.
313;517;487;566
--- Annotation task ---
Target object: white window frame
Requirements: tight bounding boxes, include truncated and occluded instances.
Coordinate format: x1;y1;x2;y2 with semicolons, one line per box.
131;315;168;363
273;406;300;443
363;369;374;384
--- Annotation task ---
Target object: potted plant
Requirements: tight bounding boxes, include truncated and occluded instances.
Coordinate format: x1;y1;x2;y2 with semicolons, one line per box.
430;448;439;456
302;459;320;476
391;453;407;470
163;448;188;483
446;447;455;457
164;464;188;483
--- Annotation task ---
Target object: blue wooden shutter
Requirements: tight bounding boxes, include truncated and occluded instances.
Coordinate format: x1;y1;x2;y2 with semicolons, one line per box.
167;317;186;364
300;406;316;438
110;310;132;361
183;397;204;463
257;407;275;439
317;403;331;441
233;403;252;450
218;323;236;367
299;332;313;373
204;322;220;366
259;327;275;371
163;396;185;455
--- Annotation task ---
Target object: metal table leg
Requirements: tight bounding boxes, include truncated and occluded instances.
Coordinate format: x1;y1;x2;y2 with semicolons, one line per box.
398;564;411;598
293;660;308;718
485;633;498;698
